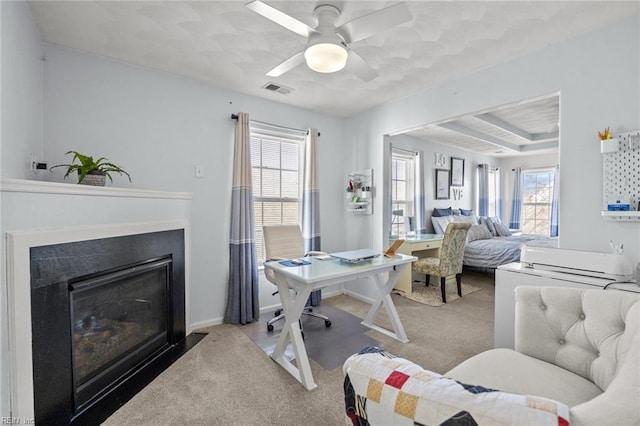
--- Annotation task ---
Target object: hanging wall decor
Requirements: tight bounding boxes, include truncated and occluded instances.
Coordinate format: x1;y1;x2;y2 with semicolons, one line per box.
451;157;465;187
435;169;450;200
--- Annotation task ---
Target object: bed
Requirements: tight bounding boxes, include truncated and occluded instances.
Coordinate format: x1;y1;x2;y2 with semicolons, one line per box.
430;209;558;270
463;234;558;269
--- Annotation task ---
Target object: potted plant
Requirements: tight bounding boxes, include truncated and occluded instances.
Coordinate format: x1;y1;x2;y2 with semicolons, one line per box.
49;150;132;186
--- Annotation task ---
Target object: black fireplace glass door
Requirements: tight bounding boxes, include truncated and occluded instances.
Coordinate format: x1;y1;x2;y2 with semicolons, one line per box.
69;257;172;410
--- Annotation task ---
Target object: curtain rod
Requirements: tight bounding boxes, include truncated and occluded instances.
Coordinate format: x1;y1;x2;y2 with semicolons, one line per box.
230;114;319;136
511;166;557;171
392;146;418;155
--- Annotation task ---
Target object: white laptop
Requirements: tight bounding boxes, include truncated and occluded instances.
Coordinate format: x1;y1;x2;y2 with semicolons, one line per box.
330;248;380;264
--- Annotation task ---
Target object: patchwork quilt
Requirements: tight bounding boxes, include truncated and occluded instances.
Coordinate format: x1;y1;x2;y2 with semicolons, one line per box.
343;347;569;426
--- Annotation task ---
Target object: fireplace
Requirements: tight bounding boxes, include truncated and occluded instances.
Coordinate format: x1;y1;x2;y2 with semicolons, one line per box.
69;257;172;412
27;227;188;424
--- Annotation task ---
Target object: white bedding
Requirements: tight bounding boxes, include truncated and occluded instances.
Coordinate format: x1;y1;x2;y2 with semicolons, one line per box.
464;234;558;269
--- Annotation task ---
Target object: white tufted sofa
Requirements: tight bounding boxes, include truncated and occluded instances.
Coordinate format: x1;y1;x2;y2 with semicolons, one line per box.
343;286;640;425
445;286;640;426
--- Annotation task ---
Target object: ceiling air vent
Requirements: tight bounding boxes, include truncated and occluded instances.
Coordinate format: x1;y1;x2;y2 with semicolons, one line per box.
262;82;293;95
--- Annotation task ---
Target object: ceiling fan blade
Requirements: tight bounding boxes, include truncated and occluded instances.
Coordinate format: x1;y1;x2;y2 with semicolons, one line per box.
345;51;378;82
266;51;306;77
338;3;412;44
246;0;316;38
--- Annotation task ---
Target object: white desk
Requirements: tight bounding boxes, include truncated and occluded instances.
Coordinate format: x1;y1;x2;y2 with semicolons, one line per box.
264;253;417;390
391;234;443;294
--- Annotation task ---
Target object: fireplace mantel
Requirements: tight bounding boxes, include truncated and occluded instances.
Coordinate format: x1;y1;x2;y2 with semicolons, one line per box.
6;221;190;421
0;177;192;200
2;177;193;421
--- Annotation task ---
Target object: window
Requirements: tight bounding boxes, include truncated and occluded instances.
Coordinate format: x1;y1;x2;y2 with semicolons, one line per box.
390;150;415;236
522;169;555;235
251;129;304;264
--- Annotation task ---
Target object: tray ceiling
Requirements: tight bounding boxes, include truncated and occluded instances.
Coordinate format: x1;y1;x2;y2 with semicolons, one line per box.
398;94;560;157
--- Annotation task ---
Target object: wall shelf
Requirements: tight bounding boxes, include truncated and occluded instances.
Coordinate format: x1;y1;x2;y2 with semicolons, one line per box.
602;130;640;222
346;169;373;215
601;211;640;221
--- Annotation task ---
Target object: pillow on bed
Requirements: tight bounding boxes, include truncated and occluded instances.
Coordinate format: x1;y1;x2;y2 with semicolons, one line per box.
480;217;497;236
450;215;478;225
459;208;473;216
431;216;451;234
494;222;512;237
432;207;453;217
466;224;492;242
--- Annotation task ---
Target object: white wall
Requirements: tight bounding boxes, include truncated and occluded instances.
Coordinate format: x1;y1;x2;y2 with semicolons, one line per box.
0;0;44;417
343;15;639;300
40;45;347;328
1;1;43;179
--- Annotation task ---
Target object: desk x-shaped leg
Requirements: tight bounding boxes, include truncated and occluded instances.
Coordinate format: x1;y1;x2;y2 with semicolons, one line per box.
270;273;317;390
360;263;410;343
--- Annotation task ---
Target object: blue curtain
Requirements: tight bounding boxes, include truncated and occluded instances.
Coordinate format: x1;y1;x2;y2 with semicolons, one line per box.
414;150;426;234
550;165;560;237
509;168;523;229
224;112;260;324
477;164;489;216
302;128;322;306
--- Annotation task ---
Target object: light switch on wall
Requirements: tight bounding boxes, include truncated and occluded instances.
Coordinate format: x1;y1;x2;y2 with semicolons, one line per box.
195;165;205;178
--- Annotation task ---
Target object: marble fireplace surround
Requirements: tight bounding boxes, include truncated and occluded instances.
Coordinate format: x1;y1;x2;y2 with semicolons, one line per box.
2;178;192;420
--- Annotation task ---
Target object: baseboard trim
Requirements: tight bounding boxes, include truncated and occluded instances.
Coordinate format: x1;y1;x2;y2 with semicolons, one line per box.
190;288;346;331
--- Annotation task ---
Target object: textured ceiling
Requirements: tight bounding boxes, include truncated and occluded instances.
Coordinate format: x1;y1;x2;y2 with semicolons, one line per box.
28;1;638;120
27;1;636;157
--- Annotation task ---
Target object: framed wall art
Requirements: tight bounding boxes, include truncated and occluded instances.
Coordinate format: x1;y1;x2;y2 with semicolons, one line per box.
451;157;465;187
435;168;450;200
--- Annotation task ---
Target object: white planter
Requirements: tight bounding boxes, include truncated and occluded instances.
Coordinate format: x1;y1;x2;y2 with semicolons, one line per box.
600;138;618;154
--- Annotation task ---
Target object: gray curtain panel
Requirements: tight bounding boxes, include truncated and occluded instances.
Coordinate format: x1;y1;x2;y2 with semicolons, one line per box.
414;150;426;234
509;168;523;229
224;112;260;324
550;165;559;237
302;128;322;306
478;164;490;217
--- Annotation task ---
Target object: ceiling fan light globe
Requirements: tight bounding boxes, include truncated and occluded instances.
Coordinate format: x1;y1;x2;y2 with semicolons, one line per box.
304;43;348;73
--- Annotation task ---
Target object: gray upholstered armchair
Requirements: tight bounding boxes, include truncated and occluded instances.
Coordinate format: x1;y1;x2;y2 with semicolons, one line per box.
412;221;471;302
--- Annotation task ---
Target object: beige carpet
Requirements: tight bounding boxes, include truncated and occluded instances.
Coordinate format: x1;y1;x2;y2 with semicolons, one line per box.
104;269;495;426
394;279;481;306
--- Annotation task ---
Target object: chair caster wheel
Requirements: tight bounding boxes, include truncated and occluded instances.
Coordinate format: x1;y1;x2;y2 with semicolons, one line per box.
274;310;281;316
267;324;274;332
325;320;332;328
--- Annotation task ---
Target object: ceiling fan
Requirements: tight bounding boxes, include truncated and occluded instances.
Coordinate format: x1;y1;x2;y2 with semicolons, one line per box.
246;1;413;82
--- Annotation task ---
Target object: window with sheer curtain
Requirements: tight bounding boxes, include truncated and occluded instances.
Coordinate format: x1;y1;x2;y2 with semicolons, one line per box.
391;151;415;236
487;167;499;217
251;131;304;264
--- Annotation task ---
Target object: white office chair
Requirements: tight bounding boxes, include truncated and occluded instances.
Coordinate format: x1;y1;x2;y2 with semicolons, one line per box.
263;224;331;334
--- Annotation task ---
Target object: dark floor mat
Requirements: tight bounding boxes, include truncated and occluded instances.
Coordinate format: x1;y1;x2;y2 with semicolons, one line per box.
240;304;379;370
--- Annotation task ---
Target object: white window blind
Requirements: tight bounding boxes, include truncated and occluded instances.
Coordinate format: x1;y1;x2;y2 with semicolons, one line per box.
250;123;305;264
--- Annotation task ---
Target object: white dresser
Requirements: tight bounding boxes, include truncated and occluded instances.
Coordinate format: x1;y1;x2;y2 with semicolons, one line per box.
495;262;640;349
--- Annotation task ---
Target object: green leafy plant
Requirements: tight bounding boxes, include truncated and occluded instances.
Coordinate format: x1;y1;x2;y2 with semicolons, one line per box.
49;150;132;183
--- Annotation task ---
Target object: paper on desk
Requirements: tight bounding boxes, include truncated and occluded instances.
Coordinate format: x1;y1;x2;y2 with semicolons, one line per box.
312;254;333;260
